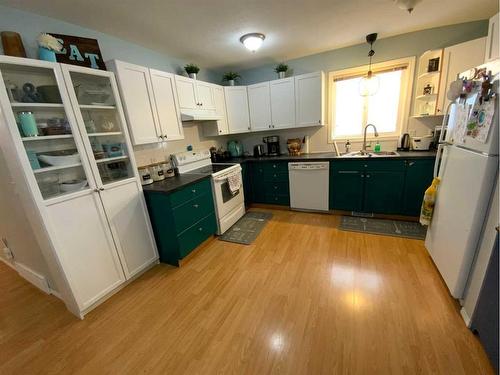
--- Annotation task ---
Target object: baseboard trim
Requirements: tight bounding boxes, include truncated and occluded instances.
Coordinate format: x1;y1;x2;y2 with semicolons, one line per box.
14;262;51;294
0;256;16;270
460;307;472;327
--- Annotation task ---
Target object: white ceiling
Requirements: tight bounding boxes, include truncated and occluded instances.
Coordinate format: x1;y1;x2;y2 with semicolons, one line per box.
1;0;497;70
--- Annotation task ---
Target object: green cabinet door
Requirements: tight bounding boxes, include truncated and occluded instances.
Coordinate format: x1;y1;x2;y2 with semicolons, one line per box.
402;159;434;216
363;171;405;214
251;163;267;203
330;169;364;211
241;163;252;205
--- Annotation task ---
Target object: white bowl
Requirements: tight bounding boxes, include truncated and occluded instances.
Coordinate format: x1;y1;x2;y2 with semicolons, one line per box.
38;153;81;167
60;179;88;193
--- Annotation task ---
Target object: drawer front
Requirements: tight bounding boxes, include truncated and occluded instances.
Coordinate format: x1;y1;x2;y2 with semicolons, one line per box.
177;213;217;258
169;179;211;208
364;160;406;171
269;181;290;194
263;170;289;182
265;193;290;206
172;193;215;234
264;161;288;173
330;160;365;172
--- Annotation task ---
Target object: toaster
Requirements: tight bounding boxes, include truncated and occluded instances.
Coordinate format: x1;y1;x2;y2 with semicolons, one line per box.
411;135;433;151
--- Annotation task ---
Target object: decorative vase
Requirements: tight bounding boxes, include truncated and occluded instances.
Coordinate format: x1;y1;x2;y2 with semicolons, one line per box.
278;71;286;79
38;46;57;62
228;79;235;86
188;73;197;79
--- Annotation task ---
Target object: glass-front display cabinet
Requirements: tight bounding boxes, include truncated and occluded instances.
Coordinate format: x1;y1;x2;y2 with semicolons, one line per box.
61;67;135;186
0;59;93;201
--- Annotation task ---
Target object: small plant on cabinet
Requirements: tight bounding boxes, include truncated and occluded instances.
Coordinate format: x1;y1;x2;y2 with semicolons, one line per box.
274;63;289;78
184;64;200;79
222;71;241;86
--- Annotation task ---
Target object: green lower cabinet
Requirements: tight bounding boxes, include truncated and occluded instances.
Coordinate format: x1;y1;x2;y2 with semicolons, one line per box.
330;169;364;211
363;171;405;214
329;158;434;216
248;161;290;205
144;178;217;266
402;159;434;216
241;163;252;206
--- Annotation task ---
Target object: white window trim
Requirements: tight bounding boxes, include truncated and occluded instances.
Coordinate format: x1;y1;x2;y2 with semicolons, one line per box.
327;56;416;143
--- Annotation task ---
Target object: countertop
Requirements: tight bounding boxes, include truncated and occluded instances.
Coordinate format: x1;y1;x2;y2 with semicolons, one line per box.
228;150;437;163
142;150;436;195
142;173;211;195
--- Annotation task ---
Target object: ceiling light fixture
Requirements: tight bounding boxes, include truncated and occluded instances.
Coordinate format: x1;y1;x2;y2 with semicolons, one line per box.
240;33;265;52
394;0;422;14
359;33;379;97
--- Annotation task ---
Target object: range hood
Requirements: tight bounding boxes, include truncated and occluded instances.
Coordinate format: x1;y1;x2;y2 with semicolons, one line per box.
180;110;222;122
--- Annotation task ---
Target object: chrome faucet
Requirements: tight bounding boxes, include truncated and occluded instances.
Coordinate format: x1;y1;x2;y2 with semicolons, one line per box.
361;124;379;155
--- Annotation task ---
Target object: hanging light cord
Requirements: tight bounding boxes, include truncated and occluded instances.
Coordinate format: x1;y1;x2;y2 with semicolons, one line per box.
367;42;375;77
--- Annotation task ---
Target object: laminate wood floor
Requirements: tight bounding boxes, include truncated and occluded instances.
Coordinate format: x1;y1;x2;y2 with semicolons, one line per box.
0;209;493;374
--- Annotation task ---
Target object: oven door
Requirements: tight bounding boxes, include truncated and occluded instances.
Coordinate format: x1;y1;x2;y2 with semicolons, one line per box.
213;169;244;219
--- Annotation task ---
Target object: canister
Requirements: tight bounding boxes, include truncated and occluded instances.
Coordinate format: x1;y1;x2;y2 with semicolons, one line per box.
138;167;153;185
151;164;165;181
19;111;38;137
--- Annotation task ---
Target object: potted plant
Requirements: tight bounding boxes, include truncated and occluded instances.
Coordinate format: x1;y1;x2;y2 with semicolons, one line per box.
37;33;63;62
222;71;241;86
184;64;200;79
274;63;288;79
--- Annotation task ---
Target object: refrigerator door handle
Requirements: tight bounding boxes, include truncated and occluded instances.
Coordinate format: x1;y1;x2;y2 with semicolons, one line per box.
434;144;445;178
439;102;453;143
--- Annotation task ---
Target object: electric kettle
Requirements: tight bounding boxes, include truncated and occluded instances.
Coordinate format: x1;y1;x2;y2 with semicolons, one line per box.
398;133;411;151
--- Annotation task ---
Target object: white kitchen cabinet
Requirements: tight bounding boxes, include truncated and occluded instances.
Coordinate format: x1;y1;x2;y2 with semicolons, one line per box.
437;38;486;114
485;13;499;63
248;82;272;131
0;56;158;318
174;75;215;111
195;80;216;110
224;86;251;134
99;180;158;279
295;72;325;127
107;60;160;145
149;69;184;141
202;85;229;136
270;78;295;129
45;192;126;311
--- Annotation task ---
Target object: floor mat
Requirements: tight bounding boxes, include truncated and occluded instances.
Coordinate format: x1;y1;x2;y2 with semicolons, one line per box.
339;216;427;240
219;211;273;245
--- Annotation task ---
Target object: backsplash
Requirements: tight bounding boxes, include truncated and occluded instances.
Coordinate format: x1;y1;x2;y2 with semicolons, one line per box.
133;123;227;166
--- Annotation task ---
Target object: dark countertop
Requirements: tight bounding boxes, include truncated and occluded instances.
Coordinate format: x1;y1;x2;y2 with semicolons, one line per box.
142;173;211;195
228;150;437;163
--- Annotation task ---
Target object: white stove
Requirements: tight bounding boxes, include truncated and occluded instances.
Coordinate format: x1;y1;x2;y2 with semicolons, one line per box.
171;150;245;234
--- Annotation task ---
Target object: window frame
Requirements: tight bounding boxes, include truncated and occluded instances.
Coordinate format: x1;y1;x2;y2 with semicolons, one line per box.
328;56;416;143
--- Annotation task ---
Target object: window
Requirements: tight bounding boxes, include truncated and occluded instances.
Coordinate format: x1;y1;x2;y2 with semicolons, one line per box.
329;57;415;141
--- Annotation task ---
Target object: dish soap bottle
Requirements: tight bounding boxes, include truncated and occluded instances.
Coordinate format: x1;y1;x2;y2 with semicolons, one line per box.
420;177;440;226
345;139;351;154
374;141;381;153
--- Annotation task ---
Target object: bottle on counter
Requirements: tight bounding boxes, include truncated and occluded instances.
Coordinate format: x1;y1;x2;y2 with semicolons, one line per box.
345;139;351;153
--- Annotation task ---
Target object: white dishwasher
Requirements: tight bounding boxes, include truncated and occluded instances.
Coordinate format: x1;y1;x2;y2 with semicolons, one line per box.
288;162;330;212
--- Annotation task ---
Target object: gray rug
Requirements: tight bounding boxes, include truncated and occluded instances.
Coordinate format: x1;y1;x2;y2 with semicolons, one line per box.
219;211;273;245
339;216;427;240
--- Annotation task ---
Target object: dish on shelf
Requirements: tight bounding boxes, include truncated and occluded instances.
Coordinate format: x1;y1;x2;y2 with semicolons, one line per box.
59;179;88;193
38;150;81;167
102;143;124;158
37;85;62;103
76;86;111;105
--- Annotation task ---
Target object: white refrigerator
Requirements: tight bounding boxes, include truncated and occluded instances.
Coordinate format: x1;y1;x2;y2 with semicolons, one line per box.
425;60;499;299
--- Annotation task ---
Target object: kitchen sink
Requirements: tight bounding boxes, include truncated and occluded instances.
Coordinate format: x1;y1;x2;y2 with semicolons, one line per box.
341;151;400;158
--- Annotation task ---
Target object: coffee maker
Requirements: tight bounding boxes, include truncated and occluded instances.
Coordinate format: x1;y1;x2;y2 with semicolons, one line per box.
262;135;280;156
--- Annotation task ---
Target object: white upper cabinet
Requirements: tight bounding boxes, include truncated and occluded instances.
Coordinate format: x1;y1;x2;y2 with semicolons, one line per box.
437;38;486;114
224;86;251;134
203;85;229;136
195;80;216;110
107;60;160;145
295;72;325;127
248;82;272;131
270;77;295;129
174;75;215;111
485;13;499;62
175;75;198;110
149;69;184;141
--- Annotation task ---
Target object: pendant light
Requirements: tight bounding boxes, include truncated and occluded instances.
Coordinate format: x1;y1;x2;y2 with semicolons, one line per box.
359;33;380;97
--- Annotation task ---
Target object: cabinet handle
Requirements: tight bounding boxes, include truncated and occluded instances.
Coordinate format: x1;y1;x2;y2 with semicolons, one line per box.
198;227;203;231
318;120;321;124
408;161;415;167
366;174;370;178
273;164;277;168
364;164;368;168
192;189;196;193
163;134;167;139
219;130;222;133
193;204;199;208
99;187;105;191
93;188;99;192
274;186;278;189
360;174;364;178
248;127;251;130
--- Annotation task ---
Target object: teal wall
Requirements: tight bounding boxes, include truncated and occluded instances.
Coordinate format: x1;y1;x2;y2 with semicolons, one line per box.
234;21;489;84
0;5;218;82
